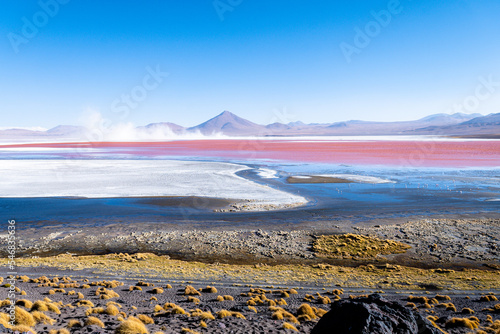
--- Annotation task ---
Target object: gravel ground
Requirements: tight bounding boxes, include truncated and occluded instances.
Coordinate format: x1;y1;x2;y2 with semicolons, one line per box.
2;219;499;269
358;219;500;268
0;271;499;334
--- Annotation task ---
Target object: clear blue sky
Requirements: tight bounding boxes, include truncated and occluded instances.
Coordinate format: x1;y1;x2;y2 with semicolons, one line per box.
1;0;499;128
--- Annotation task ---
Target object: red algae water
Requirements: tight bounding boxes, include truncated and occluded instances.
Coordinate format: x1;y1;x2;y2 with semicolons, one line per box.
2;139;499;167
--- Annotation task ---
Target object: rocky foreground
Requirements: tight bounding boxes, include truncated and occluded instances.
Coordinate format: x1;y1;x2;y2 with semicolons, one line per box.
0;218;499;333
0;273;499;334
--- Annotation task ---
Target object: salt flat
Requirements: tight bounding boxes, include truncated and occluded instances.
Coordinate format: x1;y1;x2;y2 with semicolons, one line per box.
0;160;305;209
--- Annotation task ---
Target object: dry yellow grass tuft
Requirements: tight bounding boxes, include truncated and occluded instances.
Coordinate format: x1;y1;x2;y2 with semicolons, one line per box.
277;298;287;306
31;310;56;325
217;310;246;319
85;316;105;328
328;289;344;296
184;285;201;296
136;281;154;287
267;300;277;306
191;309;215;320
313;233;410;258
137;314;154;324
89;279;123;288
283;322;299;331
485;319;500;332
187;296;200;304
479;295;498;302
202;286;217;293
272;311;284;320
0;299;12;307
436;302;457;312
66;319;82;328
444;317;479;329
48;329;70;334
316;295;331;304
14;306;36;327
18;275;30;282
85;307;105;316
0;312;10;323
270;306;299;324
434;294;451;301
432;268;455;274
159;303;187;315
297;303;317;321
115;316;149;334
181;328;200;334
202;286;218;293
76;299;94;307
314;307;328;318
150;287;164;294
15;299;33;309
482;303;500;313
96;287;120;299
407;295;429;304
106;304;120;316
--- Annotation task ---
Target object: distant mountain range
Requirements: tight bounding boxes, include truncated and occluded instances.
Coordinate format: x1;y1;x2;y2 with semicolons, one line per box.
1;111;499;141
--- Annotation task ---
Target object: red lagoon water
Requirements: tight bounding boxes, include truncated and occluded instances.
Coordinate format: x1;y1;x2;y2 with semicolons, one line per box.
2;139;500;167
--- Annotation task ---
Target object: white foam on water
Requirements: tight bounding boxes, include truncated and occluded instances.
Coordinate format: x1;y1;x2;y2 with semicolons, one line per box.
256;168;279;179
292;174;394;184
317;174;395;183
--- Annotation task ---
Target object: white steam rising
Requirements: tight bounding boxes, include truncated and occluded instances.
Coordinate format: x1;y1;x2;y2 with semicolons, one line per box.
79;110;226;141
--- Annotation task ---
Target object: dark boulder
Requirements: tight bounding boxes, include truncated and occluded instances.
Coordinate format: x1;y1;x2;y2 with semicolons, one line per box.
311;294;441;334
